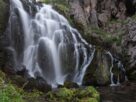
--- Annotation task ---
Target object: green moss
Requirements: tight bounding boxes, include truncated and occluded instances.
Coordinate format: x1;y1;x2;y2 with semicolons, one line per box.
91;27;110;36
90;27;123;46
46;86;100;102
0;70;100;102
80;98;98;102
0;71;44;102
86;86;100;101
0;84;24;102
46;88;75;102
54;3;69;16
22;90;43;102
56;88;74;98
43;0;67;5
0;74;24;102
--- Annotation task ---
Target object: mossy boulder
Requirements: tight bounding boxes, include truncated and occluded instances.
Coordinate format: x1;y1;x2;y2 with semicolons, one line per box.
63;82;79;88
0;70;45;102
83;48;111;86
45;86;100;102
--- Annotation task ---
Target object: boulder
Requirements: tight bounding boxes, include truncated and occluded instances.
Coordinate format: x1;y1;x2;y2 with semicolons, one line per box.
45;86;100;102
24;77;51;93
83;48;111;86
59;82;79;88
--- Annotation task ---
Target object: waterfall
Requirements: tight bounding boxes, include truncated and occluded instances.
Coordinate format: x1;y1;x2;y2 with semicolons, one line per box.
106;51;127;86
9;0;95;87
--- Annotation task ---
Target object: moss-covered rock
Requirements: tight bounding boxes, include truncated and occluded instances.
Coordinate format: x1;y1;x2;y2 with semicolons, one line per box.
45;86;100;102
79;98;98;102
0;71;45;102
83;48;111;86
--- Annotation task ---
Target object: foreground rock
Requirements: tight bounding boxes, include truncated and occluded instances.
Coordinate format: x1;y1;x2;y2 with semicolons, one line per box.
46;86;100;102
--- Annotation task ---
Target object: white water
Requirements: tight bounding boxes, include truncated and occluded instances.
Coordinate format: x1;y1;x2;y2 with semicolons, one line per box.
106;51;116;86
10;0;94;87
106;51;127;86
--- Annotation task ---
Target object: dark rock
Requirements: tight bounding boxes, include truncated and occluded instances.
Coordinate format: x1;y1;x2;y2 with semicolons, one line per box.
20;0;38;16
16;65;29;77
125;0;136;16
83;48;126;86
58;82;79;88
0;0;10;68
122;19;136;81
24;77;51;93
0;0;9;34
1;47;17;75
83;48;111;86
10;75;28;87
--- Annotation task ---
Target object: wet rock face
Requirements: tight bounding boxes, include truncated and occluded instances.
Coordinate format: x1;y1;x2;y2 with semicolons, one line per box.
0;0;9;34
24;77;51;92
83;48;126;86
20;0;39;16
0;0;10;68
122;19;136;80
0;0;9;46
83;49;111;86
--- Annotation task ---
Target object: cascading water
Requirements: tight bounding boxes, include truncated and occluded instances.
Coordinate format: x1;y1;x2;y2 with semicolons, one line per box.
9;0;95;87
106;52;127;86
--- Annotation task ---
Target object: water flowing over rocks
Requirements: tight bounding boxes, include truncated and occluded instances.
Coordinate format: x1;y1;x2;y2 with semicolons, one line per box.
0;0;136;96
67;0;136;83
3;0;95;88
0;1;136;102
83;48;126;86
